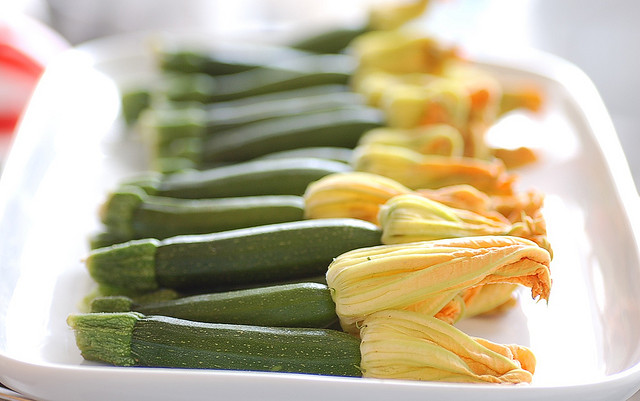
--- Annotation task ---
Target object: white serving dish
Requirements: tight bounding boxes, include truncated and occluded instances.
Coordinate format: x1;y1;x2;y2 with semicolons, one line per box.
1;31;640;401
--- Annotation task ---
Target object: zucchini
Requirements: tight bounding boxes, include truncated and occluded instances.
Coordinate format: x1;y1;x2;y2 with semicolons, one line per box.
121;89;152;126
200;83;353;110
99;187;305;243
163;54;355;103
256;147;354;164
90;282;338;328
290;26;368;54
85;218;382;292
160;106;383;165
124;82;347;129
81;285;181;312
158;43;310;76
125;157;352;199
143;86;363;145
67;312;362;376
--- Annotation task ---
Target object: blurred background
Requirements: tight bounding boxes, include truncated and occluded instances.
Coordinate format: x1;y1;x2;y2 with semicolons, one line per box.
1;0;639;192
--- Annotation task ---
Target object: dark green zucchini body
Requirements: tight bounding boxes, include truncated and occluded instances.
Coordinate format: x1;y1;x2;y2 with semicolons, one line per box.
193;106;383;164
155;218;382;290
91;282;338;328
256;147;354;164
290;26;368;54
86;218;382;292
158;43;310;76
126;157;352;199
134;195;304;238
121;89;152;126
133;316;361;375
164;54;355;103
202;89;365;134
145;86;363;145
67;312;362;376
99;187;305;243
204;83;352;110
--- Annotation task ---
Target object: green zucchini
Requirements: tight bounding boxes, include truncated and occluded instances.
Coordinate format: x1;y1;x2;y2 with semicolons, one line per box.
290;26;368;54
142;85;362;145
256;146;354;164
90;282;338;328
125;157;352;199
98;187;305;243
67;312;362;376
158;43;310;76
121;89;152;126
158;106;383;165
148;156;203;175
85;218;382;292
200;83;353;110
81;285;181;312
125;81;349;130
199;106;383;163
163;53;355;103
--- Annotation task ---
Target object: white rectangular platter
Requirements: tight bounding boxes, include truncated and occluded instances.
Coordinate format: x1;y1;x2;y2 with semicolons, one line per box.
1;32;640;401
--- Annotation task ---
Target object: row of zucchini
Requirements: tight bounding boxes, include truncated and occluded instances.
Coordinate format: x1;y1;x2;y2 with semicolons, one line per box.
68;1;551;384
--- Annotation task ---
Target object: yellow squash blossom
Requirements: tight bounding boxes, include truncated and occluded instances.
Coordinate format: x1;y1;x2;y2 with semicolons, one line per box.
350;29;459;75
352;143;516;195
358;125;465;157
367;0;432;31
360;309;535;383
326;235;551;335
378;193;552;256
303;172;413;224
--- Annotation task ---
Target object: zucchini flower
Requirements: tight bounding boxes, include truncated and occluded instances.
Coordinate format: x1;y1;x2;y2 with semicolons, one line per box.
367;0;432;31
352;143;516;196
410;282;519;323
378;193;552;255
418;185;548;231
326;235;551;334
499;84;545;116
380;79;471;130
350;69;398;107
378;193;512;243
359;309;535;383
358;125;464;157
416;184;498;217
442;62;503;126
350;29;459;75
462;283;519;318
303;172;412;224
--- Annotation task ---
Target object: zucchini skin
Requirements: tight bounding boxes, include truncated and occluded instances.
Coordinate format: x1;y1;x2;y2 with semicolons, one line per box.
127;157;352;199
132;316;361;376
164;54;355;103
155;218;382;290
257;146;354;164
146;86;363;145
134;195;304;238
158;44;309;76
92;282;338;328
99;189;305;244
86;218;382;292
67;312;362;377
290;26;368;54
121;89;151;126
195;106;384;164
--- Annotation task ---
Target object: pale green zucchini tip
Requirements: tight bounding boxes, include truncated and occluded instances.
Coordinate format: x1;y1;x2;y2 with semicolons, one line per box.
120;173;162;195
67;312;143;366
100;186;146;238
90;295;135;313
86;239;160;292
